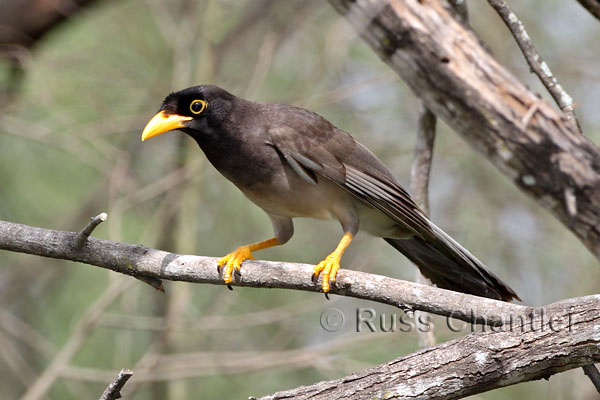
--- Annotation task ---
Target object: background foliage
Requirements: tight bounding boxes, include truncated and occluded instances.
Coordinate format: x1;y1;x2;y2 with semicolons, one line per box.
0;0;599;398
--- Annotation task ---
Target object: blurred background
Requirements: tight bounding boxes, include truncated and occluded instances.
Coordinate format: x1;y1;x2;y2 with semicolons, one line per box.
0;0;599;398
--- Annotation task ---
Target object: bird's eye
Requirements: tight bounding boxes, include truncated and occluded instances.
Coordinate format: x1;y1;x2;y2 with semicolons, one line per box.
190;99;207;114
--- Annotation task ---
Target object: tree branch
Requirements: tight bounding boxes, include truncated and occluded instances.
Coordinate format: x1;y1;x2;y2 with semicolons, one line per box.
0;0;102;106
487;0;581;132
582;364;600;393
327;0;600;261
259;294;600;399
408;0;468;350
0;0;102;48
411;104;437;348
75;213;107;247
0;218;530;326
98;369;133;400
410;105;437;221
576;0;600;21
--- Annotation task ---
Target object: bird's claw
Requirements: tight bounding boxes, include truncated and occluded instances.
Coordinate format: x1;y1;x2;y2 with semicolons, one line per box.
312;253;342;293
217;245;255;288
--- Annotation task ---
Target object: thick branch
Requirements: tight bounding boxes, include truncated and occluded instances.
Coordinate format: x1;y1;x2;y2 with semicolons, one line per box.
0;0;101;48
259;295;600;399
327;0;600;259
0;219;530;326
576;0;600;21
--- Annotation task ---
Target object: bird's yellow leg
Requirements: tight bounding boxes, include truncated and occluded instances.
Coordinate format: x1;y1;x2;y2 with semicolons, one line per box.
217;238;279;287
312;233;353;293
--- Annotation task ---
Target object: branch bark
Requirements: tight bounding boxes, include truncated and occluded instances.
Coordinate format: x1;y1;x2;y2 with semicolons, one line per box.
487;0;581;131
98;369;133;400
582;364;600;393
0;0;102;106
0;219;529;326
75;213;107;247
0;0;101;48
327;0;600;260
411;103;437;348
259;295;600;399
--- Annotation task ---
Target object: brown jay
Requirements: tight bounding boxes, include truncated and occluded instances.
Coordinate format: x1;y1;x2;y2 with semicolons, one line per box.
141;85;520;302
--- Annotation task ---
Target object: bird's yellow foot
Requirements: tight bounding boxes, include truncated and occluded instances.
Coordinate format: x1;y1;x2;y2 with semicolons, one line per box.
217;246;255;289
312;252;343;293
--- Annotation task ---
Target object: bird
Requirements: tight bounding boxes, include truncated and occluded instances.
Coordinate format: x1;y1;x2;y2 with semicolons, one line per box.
141;85;520;302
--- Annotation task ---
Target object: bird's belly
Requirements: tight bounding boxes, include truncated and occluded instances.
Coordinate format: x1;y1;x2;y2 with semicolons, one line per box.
240;170;415;239
240;174;353;220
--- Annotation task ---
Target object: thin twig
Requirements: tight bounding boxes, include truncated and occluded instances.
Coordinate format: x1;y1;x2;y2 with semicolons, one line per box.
411;106;437;214
411;104;437;348
98;369;133;400
73;213;164;291
487;0;582;132
582;364;600;394
74;213;107;247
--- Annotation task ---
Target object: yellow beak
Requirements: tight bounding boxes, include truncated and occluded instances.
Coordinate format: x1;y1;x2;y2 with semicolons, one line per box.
141;111;193;141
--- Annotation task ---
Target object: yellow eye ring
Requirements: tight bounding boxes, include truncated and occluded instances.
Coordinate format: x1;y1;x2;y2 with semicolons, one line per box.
190;99;207;114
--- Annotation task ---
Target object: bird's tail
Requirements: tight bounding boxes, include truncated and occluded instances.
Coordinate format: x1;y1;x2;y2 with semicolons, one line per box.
385;221;520;302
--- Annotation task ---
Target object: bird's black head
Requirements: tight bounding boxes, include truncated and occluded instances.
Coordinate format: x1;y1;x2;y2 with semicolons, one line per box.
141;85;235;142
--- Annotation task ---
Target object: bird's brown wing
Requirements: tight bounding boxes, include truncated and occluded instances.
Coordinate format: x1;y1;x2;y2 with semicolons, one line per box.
268;116;520;302
268;124;433;238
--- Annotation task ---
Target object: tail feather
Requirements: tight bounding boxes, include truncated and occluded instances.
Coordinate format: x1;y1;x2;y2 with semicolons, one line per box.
385;222;520;302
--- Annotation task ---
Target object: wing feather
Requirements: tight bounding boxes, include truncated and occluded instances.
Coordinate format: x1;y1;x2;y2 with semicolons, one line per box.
269;124;432;237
